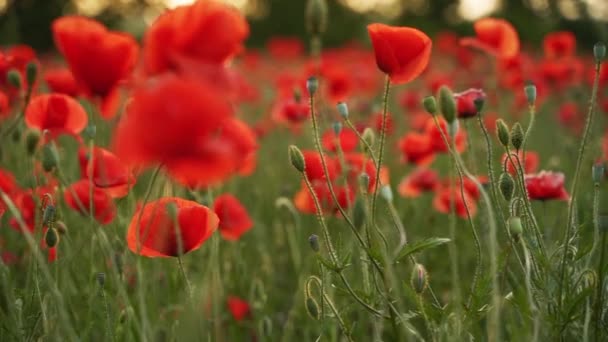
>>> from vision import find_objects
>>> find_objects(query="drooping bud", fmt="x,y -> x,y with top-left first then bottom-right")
380,185 -> 393,203
510,122 -> 524,151
25,129 -> 40,155
359,173 -> 370,191
422,96 -> 437,115
592,162 -> 605,184
336,102 -> 349,119
499,172 -> 515,201
411,263 -> 428,294
41,144 -> 59,172
332,122 -> 342,135
305,297 -> 320,320
447,120 -> 459,139
6,69 -> 22,89
306,76 -> 318,96
288,145 -> 305,173
42,204 -> 56,226
308,234 -> 320,252
45,228 -> 59,248
594,42 -> 606,62
25,61 -> 38,87
473,96 -> 485,113
353,197 -> 366,229
305,0 -> 328,36
496,119 -> 510,147
508,216 -> 523,241
361,128 -> 375,149
438,86 -> 456,123
524,83 -> 537,106
97,272 -> 106,287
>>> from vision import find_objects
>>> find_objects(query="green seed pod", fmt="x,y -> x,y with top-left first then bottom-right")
42,204 -> 56,226
45,228 -> 59,248
422,96 -> 437,115
438,86 -> 456,123
594,42 -> 606,62
308,234 -> 320,252
496,119 -> 510,147
499,172 -> 515,201
25,129 -> 40,155
332,121 -> 342,135
336,102 -> 349,119
288,145 -> 305,173
305,0 -> 328,36
359,173 -> 370,191
524,84 -> 537,106
361,127 -> 375,150
305,297 -> 320,320
84,124 -> 96,140
411,263 -> 428,294
25,61 -> 38,87
592,162 -> 605,184
41,144 -> 59,172
353,197 -> 366,229
510,122 -> 524,151
6,69 -> 22,89
473,97 -> 485,113
508,216 -> 523,240
380,185 -> 393,203
306,76 -> 318,96
447,119 -> 459,139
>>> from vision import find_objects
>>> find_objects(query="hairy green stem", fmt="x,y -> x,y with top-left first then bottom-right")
371,76 -> 391,222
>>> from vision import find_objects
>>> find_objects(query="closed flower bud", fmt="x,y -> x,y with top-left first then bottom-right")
288,145 -> 305,173
25,61 -> 38,87
42,204 -> 56,226
473,97 -> 485,113
41,144 -> 59,172
359,173 -> 370,190
97,272 -> 106,287
499,172 -> 515,201
422,96 -> 437,115
332,121 -> 342,135
308,234 -> 320,252
336,102 -> 349,119
524,84 -> 537,106
496,119 -> 510,147
25,129 -> 40,155
592,162 -> 605,184
380,185 -> 393,203
55,221 -> 68,235
508,216 -> 523,240
411,263 -> 428,294
510,122 -> 524,151
84,124 -> 96,140
353,197 -> 366,229
306,76 -> 318,96
362,127 -> 375,149
447,120 -> 459,139
594,42 -> 606,62
305,0 -> 328,36
45,228 -> 59,248
305,297 -> 320,320
6,69 -> 22,89
438,86 -> 456,123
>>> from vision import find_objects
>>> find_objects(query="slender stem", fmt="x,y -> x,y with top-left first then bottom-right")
595,229 -> 607,341
371,76 -> 391,222
306,276 -> 353,342
177,256 -> 193,299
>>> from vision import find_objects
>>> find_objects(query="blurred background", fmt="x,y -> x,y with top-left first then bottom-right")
0,0 -> 607,52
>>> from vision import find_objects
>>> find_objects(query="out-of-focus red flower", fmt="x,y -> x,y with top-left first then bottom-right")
323,66 -> 353,103
543,31 -> 576,60
78,147 -> 136,198
399,90 -> 421,112
143,0 -> 249,75
501,151 -> 539,175
213,194 -> 253,241
302,150 -> 339,182
367,23 -> 432,85
0,45 -> 37,97
52,16 -> 138,97
24,93 -> 88,138
558,102 -> 583,133
0,91 -> 10,120
267,37 -> 304,60
227,296 -> 250,321
398,132 -> 436,166
424,117 -> 467,154
398,168 -> 438,198
322,129 -> 358,153
460,18 -> 519,59
454,88 -> 485,118
44,68 -> 79,96
273,98 -> 310,125
525,171 -> 569,201
8,190 -> 36,233
127,197 -> 219,257
64,179 -> 116,224
433,186 -> 477,218
294,181 -> 354,215
0,168 -> 19,195
370,111 -> 394,135
343,152 -> 389,192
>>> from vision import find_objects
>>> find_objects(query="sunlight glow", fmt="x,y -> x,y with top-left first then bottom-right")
458,0 -> 501,21
73,0 -> 110,16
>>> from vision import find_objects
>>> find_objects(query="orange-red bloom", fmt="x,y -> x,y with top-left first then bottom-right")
433,186 -> 477,218
78,147 -> 136,198
127,197 -> 219,257
367,23 -> 432,84
398,133 -> 436,166
460,18 -> 519,59
213,194 -> 253,241
454,88 -> 485,119
64,179 -> 116,225
398,168 -> 438,198
543,31 -> 576,60
24,93 -> 87,137
502,151 -> 539,175
525,171 -> 569,201
321,129 -> 358,153
227,296 -> 250,321
52,16 -> 138,97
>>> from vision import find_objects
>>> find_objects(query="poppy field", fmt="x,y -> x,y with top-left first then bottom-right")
1,0 -> 608,340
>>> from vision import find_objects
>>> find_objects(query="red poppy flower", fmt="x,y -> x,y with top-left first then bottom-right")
454,88 -> 485,119
558,102 -> 583,133
273,98 -> 310,124
227,296 -> 250,321
525,171 -> 569,201
501,151 -> 539,175
424,117 -> 467,154
294,181 -> 354,215
143,0 -> 249,75
370,111 -> 394,135
343,152 -> 389,192
267,37 -> 304,60
52,16 -> 138,97
0,91 -> 9,120
398,132 -> 436,166
398,168 -> 438,198
8,190 -> 37,233
321,129 -> 358,153
213,194 -> 253,241
64,179 -> 116,225
460,18 -> 520,59
399,90 -> 421,111
24,93 -> 88,138
323,66 -> 353,103
301,150 -> 339,182
367,23 -> 432,85
78,147 -> 136,198
126,197 -> 219,257
44,67 -> 79,96
0,45 -> 37,97
543,31 -> 576,60
0,168 -> 19,195
433,187 -> 477,218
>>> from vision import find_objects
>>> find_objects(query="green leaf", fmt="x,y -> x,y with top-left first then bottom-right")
395,238 -> 451,263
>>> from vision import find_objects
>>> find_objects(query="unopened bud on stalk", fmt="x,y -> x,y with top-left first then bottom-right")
422,96 -> 437,115
288,145 -> 305,173
592,162 -> 605,184
359,173 -> 370,190
496,119 -> 510,147
594,42 -> 606,62
447,120 -> 459,139
25,130 -> 40,155
411,263 -> 428,294
308,234 -> 320,252
97,272 -> 106,287
438,86 -> 456,123
362,128 -> 375,149
510,123 -> 524,151
332,122 -> 342,135
474,97 -> 485,113
84,124 -> 96,140
508,216 -> 523,241
306,77 -> 318,96
42,204 -> 56,226
6,69 -> 21,89
305,297 -> 320,320
45,228 -> 59,248
499,172 -> 515,201
25,61 -> 38,87
524,84 -> 537,106
336,102 -> 349,119
380,185 -> 393,203
353,197 -> 366,229
41,144 -> 59,172
305,0 -> 328,36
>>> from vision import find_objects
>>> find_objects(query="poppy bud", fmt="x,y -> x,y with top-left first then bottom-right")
592,162 -> 605,184
25,129 -> 40,155
6,69 -> 22,89
42,204 -> 56,226
380,185 -> 393,203
447,120 -> 459,139
524,84 -> 536,106
97,272 -> 106,287
510,123 -> 524,151
41,143 -> 59,172
25,61 -> 38,87
496,119 -> 510,147
45,228 -> 59,248
473,97 -> 485,113
336,102 -> 349,119
411,263 -> 428,294
422,96 -> 437,115
308,234 -> 320,252
362,128 -> 375,149
306,77 -> 318,96
599,215 -> 608,234
288,145 -> 305,173
594,42 -> 606,62
353,197 -> 366,229
499,172 -> 515,201
305,0 -> 328,36
305,297 -> 320,320
508,216 -> 523,241
359,173 -> 370,190
84,124 -> 96,140
55,221 -> 68,235
332,122 -> 342,135
438,86 -> 456,123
